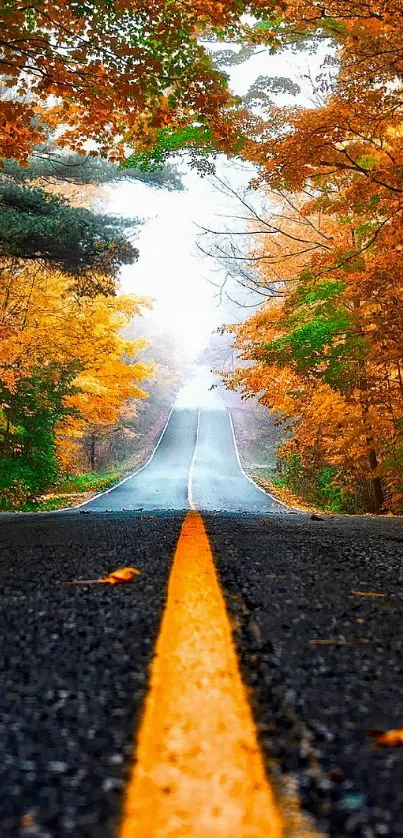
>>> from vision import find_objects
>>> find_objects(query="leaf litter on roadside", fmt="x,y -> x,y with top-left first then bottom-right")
58,566 -> 141,586
363,728 -> 403,747
100,567 -> 141,584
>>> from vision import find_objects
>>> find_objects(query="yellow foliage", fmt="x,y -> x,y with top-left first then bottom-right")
0,258 -> 153,471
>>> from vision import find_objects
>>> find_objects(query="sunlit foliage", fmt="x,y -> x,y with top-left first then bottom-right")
0,261 -> 151,506
224,1 -> 403,513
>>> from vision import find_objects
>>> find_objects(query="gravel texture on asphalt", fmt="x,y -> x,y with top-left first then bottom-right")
0,511 -> 184,838
2,509 -> 403,838
205,512 -> 403,838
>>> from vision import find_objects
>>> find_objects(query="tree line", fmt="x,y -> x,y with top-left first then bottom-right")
1,1 -> 402,512
219,1 -> 403,513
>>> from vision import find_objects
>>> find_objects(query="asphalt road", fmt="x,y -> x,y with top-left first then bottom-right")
83,407 -> 286,514
84,408 -> 198,513
207,512 -> 403,837
1,400 -> 403,836
191,409 -> 286,514
0,513 -> 183,838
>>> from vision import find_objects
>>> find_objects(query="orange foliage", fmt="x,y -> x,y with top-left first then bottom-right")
0,0 -> 262,162
223,1 -> 403,512
0,259 -> 152,472
225,189 -> 403,511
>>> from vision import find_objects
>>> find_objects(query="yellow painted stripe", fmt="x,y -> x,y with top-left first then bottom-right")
119,512 -> 318,837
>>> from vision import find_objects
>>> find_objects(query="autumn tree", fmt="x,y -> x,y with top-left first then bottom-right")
0,260 -> 151,507
5,0 -> 403,513
221,177 -> 403,511
197,0 -> 403,513
0,0 -> 277,164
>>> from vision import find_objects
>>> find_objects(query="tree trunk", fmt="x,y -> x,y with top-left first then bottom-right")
366,441 -> 384,512
352,298 -> 384,512
89,432 -> 96,471
359,395 -> 384,511
397,359 -> 403,400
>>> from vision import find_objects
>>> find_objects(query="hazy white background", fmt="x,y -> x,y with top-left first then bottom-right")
107,45 -> 324,358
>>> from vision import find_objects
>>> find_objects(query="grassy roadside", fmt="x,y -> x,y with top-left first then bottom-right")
227,408 -> 319,514
249,468 -> 403,519
4,408 -> 173,513
18,471 -> 125,512
247,467 -> 320,515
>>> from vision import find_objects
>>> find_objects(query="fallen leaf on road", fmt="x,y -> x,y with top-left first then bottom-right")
58,566 -> 141,586
21,812 -> 36,829
363,728 -> 403,747
351,591 -> 385,597
99,566 -> 141,585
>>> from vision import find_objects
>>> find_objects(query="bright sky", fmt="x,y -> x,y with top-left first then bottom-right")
106,45 -> 325,359
107,168 -> 241,355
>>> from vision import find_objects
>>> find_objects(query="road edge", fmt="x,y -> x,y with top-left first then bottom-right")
227,409 -> 298,514
62,408 -> 176,511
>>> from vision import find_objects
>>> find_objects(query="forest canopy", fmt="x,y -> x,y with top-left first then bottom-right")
217,0 -> 403,513
2,0 -> 403,512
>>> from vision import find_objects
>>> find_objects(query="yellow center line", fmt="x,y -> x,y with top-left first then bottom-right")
119,512 -> 318,837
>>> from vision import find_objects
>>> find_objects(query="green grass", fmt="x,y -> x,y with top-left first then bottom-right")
254,462 -> 349,514
58,471 -> 122,494
19,470 -> 123,512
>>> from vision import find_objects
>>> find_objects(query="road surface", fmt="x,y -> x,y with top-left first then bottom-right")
1,381 -> 403,837
83,407 -> 287,514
